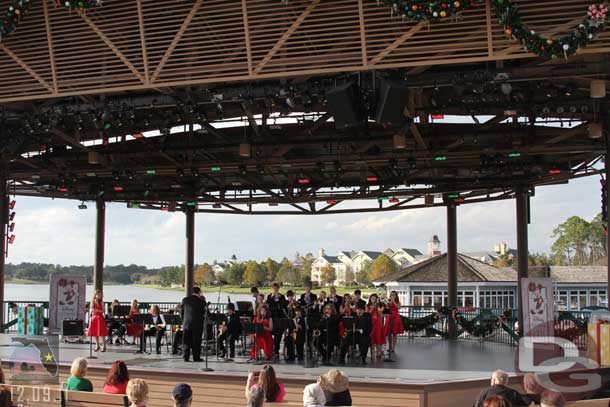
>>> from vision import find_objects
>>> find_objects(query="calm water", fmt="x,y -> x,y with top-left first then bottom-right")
5,284 -> 251,304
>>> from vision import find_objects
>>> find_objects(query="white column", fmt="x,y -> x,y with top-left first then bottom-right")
475,286 -> 480,308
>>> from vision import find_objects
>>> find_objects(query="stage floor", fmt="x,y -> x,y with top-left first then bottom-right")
56,338 -> 517,384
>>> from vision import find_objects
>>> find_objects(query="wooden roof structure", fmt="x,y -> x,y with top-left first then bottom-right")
0,0 -> 608,214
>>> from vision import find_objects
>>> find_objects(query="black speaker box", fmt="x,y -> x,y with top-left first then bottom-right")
326,82 -> 365,129
374,79 -> 408,126
61,320 -> 84,336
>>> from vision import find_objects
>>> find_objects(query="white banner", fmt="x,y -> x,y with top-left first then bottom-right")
49,275 -> 87,335
521,277 -> 554,337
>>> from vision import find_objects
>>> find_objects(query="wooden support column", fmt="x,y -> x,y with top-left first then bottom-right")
185,206 -> 195,296
93,199 -> 105,296
605,115 -> 610,302
516,186 -> 529,337
0,172 -> 7,332
447,202 -> 458,339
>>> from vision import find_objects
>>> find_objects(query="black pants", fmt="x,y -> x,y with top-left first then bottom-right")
286,331 -> 305,360
356,334 -> 370,362
143,327 -> 164,353
318,333 -> 338,362
173,330 -> 183,354
217,332 -> 236,358
272,319 -> 282,355
182,327 -> 203,361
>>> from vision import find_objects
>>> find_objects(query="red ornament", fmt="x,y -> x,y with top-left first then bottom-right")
441,3 -> 447,8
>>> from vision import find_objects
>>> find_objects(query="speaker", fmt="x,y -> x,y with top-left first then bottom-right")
326,82 -> 365,129
61,320 -> 84,336
375,79 -> 408,126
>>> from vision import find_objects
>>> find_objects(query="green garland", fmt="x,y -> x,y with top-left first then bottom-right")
491,0 -> 607,59
381,0 -> 479,21
401,312 -> 441,332
453,309 -> 511,338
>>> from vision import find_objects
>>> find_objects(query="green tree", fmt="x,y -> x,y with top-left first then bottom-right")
264,258 -> 279,283
493,254 -> 512,268
551,215 -> 603,265
344,268 -> 355,286
356,260 -> 372,286
369,254 -> 396,281
222,263 -> 245,285
244,261 -> 265,285
320,264 -> 336,286
194,263 -> 215,286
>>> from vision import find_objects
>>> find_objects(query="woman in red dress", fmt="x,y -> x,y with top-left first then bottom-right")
367,293 -> 384,362
249,304 -> 274,361
385,291 -> 405,354
127,299 -> 143,346
87,290 -> 108,352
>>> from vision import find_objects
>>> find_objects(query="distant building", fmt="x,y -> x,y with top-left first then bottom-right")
390,248 -> 426,268
463,242 -> 517,264
373,253 -> 608,311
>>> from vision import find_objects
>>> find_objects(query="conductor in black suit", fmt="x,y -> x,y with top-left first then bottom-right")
180,286 -> 207,362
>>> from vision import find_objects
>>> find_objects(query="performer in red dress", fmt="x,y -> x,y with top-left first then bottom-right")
249,305 -> 274,361
127,299 -> 143,346
385,291 -> 405,354
367,293 -> 384,362
87,290 -> 108,352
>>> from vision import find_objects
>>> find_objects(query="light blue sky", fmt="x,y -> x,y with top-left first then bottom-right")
9,175 -> 600,267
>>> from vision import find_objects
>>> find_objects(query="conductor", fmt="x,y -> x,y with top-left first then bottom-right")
180,286 -> 207,362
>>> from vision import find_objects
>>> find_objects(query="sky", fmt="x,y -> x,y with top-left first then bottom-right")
7,174 -> 601,268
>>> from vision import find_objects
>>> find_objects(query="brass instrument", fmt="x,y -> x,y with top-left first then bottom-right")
318,298 -> 325,305
218,321 -> 226,335
312,329 -> 321,338
377,302 -> 385,311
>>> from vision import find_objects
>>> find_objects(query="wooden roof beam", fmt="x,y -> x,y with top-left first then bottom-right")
0,44 -> 54,93
369,21 -> 426,65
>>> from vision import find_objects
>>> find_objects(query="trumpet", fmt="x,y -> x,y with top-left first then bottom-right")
377,302 -> 386,311
312,329 -> 321,338
317,298 -> 326,305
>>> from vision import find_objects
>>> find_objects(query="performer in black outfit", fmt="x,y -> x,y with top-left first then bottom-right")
299,282 -> 318,353
327,287 -> 343,314
217,303 -> 242,358
180,287 -> 207,362
349,302 -> 372,364
318,304 -> 340,363
285,299 -> 306,362
143,305 -> 166,354
353,289 -> 367,309
265,282 -> 287,358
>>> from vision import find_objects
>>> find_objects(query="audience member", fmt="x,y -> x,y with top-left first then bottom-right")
522,373 -> 545,405
103,360 -> 130,394
65,358 -> 93,392
320,369 -> 352,406
245,365 -> 285,403
472,370 -> 531,407
0,368 -> 11,407
172,383 -> 193,407
484,395 -> 513,407
246,385 -> 265,407
540,390 -> 565,407
126,378 -> 149,407
304,382 -> 326,407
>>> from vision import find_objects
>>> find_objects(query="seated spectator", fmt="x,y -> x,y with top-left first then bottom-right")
0,368 -> 11,407
320,369 -> 352,406
472,370 -> 530,407
103,360 -> 130,394
540,390 -> 565,407
522,373 -> 545,405
245,365 -> 285,403
304,382 -> 326,407
65,358 -> 93,392
246,385 -> 265,407
127,379 -> 148,407
172,383 -> 192,407
484,395 -> 513,407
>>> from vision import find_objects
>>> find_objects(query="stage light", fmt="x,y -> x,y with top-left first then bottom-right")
177,169 -> 185,177
127,202 -> 141,208
213,203 -> 222,208
327,200 -> 337,205
162,206 -> 169,211
591,80 -> 606,98
144,190 -> 150,197
548,169 -> 561,175
588,122 -> 603,139
393,134 -> 406,150
146,169 -> 157,175
9,222 -> 15,232
10,200 -> 15,210
366,176 -> 378,182
378,196 -> 389,201
239,142 -> 251,158
455,198 -> 465,203
389,198 -> 399,203
448,193 -> 459,199
112,171 -> 120,181
211,166 -> 221,172
133,133 -> 144,139
335,161 -> 343,172
431,114 -> 444,120
98,191 -> 105,197
78,202 -> 87,210
434,156 -> 447,161
59,186 -> 68,193
191,168 -> 200,177
88,151 -> 99,164
186,202 -> 196,207
103,122 -> 112,130
9,235 -> 15,244
114,186 -> 124,191
257,165 -> 265,175
507,152 -> 521,158
298,178 -> 310,184
126,170 -> 134,180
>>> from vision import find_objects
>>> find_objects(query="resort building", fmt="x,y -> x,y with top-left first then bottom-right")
462,242 -> 518,264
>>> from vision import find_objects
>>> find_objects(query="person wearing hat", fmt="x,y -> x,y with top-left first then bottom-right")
320,369 -> 352,406
217,302 -> 242,359
303,381 -> 326,407
171,383 -> 193,407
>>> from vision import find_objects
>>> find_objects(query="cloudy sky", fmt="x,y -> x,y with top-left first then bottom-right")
7,174 -> 601,268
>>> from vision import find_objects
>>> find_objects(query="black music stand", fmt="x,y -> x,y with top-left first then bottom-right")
133,314 -> 153,354
304,315 -> 320,368
383,307 -> 395,363
162,313 -> 181,351
209,313 -> 227,360
243,321 -> 265,365
110,306 -> 131,346
201,307 -> 214,372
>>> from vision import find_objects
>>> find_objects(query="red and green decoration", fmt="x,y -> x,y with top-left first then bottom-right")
492,0 -> 608,59
381,0 -> 479,21
57,0 -> 102,10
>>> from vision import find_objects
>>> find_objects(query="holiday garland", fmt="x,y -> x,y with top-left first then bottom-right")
453,309 -> 512,338
400,311 -> 441,332
380,0 -> 478,22
491,0 -> 608,59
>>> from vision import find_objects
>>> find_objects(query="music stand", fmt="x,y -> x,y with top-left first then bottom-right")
342,316 -> 357,365
133,314 -> 153,354
243,322 -> 265,365
201,307 -> 214,372
162,313 -> 181,351
383,307 -> 395,363
209,313 -> 227,360
304,315 -> 320,368
111,306 -> 131,346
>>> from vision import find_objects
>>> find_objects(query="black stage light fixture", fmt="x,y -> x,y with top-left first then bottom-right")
326,82 -> 365,129
78,201 -> 88,210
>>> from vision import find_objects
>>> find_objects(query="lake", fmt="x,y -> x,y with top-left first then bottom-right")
5,284 -> 252,304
